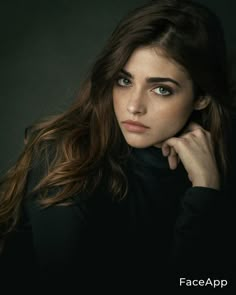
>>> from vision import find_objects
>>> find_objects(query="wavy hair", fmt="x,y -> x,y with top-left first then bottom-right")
0,0 -> 235,244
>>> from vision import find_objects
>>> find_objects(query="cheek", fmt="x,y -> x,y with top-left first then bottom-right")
112,95 -> 118,112
164,100 -> 194,118
153,101 -> 194,129
113,91 -> 124,114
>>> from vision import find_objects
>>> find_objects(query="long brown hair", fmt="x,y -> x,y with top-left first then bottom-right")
0,0 -> 235,242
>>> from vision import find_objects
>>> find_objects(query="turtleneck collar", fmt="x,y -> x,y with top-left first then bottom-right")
126,146 -> 190,186
128,146 -> 170,173
127,145 -> 189,184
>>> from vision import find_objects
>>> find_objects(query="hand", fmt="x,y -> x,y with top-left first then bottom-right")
161,122 -> 220,190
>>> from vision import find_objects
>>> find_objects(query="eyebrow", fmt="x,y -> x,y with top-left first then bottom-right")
120,69 -> 181,87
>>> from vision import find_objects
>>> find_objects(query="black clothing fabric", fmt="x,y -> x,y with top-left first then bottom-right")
1,146 -> 236,293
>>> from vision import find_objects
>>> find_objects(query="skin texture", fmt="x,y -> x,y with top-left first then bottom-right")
162,122 -> 220,189
113,46 -> 196,149
113,46 -> 219,189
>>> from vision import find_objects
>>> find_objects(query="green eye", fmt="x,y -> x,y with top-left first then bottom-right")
117,77 -> 131,86
154,86 -> 172,96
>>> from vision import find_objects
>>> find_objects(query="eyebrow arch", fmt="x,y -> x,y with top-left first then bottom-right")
120,69 -> 181,87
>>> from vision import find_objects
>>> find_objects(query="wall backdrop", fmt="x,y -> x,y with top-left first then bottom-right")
1,0 -> 236,174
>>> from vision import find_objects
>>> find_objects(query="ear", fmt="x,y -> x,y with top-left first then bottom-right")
194,95 -> 211,110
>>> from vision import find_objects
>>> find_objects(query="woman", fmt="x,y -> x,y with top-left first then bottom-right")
0,0 -> 235,292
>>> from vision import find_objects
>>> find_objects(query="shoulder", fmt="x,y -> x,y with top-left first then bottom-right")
25,140 -> 57,195
23,137 -> 111,218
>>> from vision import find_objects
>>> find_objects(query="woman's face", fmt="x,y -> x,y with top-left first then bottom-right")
113,46 -> 199,148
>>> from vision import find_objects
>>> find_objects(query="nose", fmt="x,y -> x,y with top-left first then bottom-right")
127,90 -> 147,115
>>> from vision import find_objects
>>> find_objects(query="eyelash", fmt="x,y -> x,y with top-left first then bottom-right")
153,86 -> 172,96
116,77 -> 131,87
115,76 -> 173,97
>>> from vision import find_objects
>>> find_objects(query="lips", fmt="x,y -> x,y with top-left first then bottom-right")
122,120 -> 149,128
122,120 -> 149,133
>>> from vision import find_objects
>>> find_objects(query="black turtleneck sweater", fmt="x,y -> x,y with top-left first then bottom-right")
1,146 -> 235,292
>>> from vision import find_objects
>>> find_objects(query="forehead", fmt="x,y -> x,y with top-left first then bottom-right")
124,46 -> 190,82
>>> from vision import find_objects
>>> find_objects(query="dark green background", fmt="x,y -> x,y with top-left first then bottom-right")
1,0 -> 235,173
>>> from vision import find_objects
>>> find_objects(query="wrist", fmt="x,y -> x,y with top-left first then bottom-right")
192,176 -> 220,190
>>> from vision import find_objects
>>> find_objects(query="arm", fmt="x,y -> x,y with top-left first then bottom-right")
23,145 -> 91,284
25,197 -> 88,271
171,187 -> 222,273
170,186 -> 236,281
162,122 -> 235,276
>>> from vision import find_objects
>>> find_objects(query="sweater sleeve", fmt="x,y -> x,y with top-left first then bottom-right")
171,186 -> 235,277
23,146 -> 94,284
25,195 -> 88,270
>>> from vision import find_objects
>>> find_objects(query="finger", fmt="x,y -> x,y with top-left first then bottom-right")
168,147 -> 178,170
162,143 -> 170,157
163,137 -> 186,167
162,137 -> 180,152
168,155 -> 178,170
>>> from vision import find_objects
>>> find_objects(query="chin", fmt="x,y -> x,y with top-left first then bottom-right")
122,132 -> 166,148
125,138 -> 160,149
